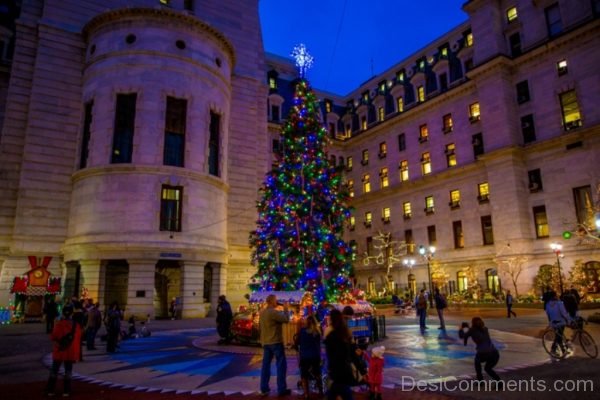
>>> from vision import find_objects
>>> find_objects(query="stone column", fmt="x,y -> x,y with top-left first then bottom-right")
126,260 -> 155,319
79,259 -> 104,306
209,263 -> 227,316
181,261 -> 206,318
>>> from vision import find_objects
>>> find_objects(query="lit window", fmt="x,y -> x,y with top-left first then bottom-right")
419,124 -> 429,143
380,167 -> 389,188
349,216 -> 356,230
397,70 -> 405,82
160,185 -> 182,232
269,77 -> 276,89
347,156 -> 353,170
421,152 -> 432,175
378,107 -> 385,122
425,196 -> 435,214
533,205 -> 549,238
403,202 -> 412,219
442,113 -> 453,133
362,91 -> 369,103
347,179 -> 354,197
446,143 -> 457,167
379,142 -> 387,158
397,97 -> 404,112
457,271 -> 468,292
382,207 -> 391,223
507,6 -> 518,22
559,90 -> 582,131
160,0 -> 170,4
441,47 -> 448,58
346,124 -> 352,136
557,59 -> 568,76
364,211 -> 373,227
325,100 -> 332,113
361,150 -> 369,165
379,81 -> 386,93
399,160 -> 409,182
478,182 -> 490,202
361,116 -> 367,131
362,174 -> 371,193
449,189 -> 461,208
417,86 -> 425,102
465,32 -> 474,47
469,102 -> 481,122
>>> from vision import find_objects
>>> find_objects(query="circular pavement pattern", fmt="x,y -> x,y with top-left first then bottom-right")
44,326 -> 551,396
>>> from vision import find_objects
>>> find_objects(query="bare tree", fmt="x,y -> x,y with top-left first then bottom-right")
566,183 -> 600,247
494,243 -> 528,298
362,231 -> 407,292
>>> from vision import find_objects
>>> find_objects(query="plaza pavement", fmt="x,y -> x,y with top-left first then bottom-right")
0,307 -> 598,399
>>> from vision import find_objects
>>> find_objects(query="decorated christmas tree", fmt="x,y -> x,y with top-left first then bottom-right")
249,45 -> 354,302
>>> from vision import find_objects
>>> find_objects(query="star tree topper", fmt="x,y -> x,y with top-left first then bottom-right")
290,43 -> 314,78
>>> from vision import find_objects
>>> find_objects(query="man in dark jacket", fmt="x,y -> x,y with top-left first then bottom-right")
43,297 -> 59,334
216,295 -> 233,344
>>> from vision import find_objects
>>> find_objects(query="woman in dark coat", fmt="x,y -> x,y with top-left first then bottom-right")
46,305 -> 82,397
216,295 -> 233,344
324,309 -> 355,400
459,317 -> 501,380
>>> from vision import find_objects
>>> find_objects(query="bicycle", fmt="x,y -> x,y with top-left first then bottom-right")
542,316 -> 598,359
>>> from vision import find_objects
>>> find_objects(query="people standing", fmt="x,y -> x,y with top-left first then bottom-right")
364,346 -> 385,400
434,288 -> 447,330
545,291 -> 572,356
85,302 -> 101,350
324,309 -> 355,400
43,297 -> 59,334
561,286 -> 580,319
259,294 -> 291,397
297,315 -> 323,399
416,289 -> 428,331
216,295 -> 233,345
105,302 -> 121,353
459,317 -> 501,381
506,290 -> 517,318
45,305 -> 82,397
169,298 -> 177,320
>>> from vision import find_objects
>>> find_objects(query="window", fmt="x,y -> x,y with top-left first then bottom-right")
464,30 -> 473,47
398,133 -> 406,151
362,174 -> 371,193
449,189 -> 461,208
164,97 -> 187,167
184,0 -> 194,11
79,101 -> 93,169
457,271 -> 468,292
453,221 -> 464,249
329,123 -> 336,137
528,169 -> 543,192
417,86 -> 425,102
427,225 -> 437,246
486,269 -> 500,294
347,179 -> 354,197
111,93 -> 137,163
397,97 -> 404,113
346,156 -> 353,171
378,107 -> 385,122
442,114 -> 453,133
271,105 -> 280,122
472,133 -> 484,158
440,73 -> 448,92
362,91 -> 370,103
478,182 -> 490,202
325,100 -> 332,113
573,185 -> 595,228
509,32 -> 521,57
366,237 -> 373,255
425,196 -> 435,214
405,229 -> 415,254
160,185 -> 182,232
379,142 -> 387,158
445,143 -> 457,167
361,150 -> 369,165
400,160 -> 409,182
521,114 -> 536,143
271,139 -> 280,154
160,0 -> 170,4
396,70 -> 405,82
559,90 -> 582,130
584,262 -> 600,293
506,6 -> 518,22
533,205 -> 549,238
421,152 -> 432,175
208,111 -> 221,176
379,167 -> 389,188
419,124 -> 429,143
545,3 -> 562,37
557,59 -> 568,76
364,211 -> 372,228
349,216 -> 356,231
379,81 -> 386,94
382,207 -> 391,223
464,58 -> 474,72
516,80 -> 530,104
268,77 -> 276,90
345,124 -> 352,136
361,116 -> 367,131
418,58 -> 426,71
403,202 -> 412,219
481,215 -> 494,245
469,102 -> 481,122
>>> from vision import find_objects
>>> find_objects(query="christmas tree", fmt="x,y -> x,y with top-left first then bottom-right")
249,45 -> 353,302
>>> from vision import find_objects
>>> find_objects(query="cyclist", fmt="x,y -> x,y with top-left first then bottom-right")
545,291 -> 573,356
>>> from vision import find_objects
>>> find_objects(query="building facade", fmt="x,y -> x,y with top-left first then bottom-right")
0,0 -> 599,319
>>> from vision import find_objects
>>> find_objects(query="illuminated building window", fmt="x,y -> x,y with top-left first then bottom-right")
557,59 -> 568,76
346,124 -> 352,136
399,160 -> 409,182
160,0 -> 170,5
405,229 -> 415,254
403,202 -> 412,219
457,271 -> 468,292
425,196 -> 435,215
442,113 -> 453,133
380,167 -> 389,188
382,207 -> 391,223
361,150 -> 369,166
464,30 -> 473,47
347,179 -> 354,197
397,97 -> 404,113
559,90 -> 582,131
419,124 -> 429,143
349,216 -> 356,231
478,182 -> 490,202
506,6 -> 518,22
362,174 -> 371,193
379,81 -> 386,94
379,142 -> 387,158
417,86 -> 425,102
533,205 -> 549,238
445,143 -> 457,167
325,100 -> 332,113
160,185 -> 182,232
421,152 -> 431,175
418,59 -> 426,70
346,156 -> 353,171
362,91 -> 370,103
449,189 -> 461,209
469,102 -> 481,122
269,77 -> 276,89
441,46 -> 448,58
378,107 -> 385,122
364,211 -> 373,227
396,70 -> 405,82
361,116 -> 367,131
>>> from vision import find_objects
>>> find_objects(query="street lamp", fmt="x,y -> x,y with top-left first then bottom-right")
403,258 -> 415,268
550,243 -> 564,294
419,245 -> 436,307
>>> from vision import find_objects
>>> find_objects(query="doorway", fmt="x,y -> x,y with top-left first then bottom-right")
104,260 -> 129,309
154,260 -> 182,319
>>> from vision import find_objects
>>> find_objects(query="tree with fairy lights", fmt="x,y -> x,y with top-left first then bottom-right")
249,44 -> 354,302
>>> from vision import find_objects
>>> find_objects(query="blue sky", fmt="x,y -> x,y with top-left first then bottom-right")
259,0 -> 468,95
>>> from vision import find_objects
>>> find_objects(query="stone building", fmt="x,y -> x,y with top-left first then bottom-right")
0,0 -> 599,319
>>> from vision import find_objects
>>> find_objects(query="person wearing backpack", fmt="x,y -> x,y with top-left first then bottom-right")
46,305 -> 82,397
416,289 -> 428,331
434,288 -> 447,330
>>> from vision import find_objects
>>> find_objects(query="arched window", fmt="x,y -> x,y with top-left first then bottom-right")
457,271 -> 468,292
584,261 -> 600,293
486,268 -> 500,294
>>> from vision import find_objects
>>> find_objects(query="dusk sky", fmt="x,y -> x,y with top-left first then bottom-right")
259,0 -> 468,95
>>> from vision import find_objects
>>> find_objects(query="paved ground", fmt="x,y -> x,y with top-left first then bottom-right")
1,307 -> 599,399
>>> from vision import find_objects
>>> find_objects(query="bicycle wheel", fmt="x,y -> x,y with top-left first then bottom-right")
542,328 -> 567,359
578,330 -> 598,359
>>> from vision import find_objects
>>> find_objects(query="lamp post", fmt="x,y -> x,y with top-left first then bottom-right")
403,258 -> 415,298
550,243 -> 564,295
419,245 -> 436,308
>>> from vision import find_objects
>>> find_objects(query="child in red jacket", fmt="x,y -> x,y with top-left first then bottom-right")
46,305 -> 82,397
364,345 -> 385,400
